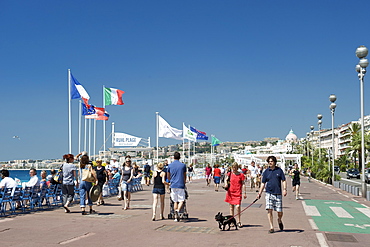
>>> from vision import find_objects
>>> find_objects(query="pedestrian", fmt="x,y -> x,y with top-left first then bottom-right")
205,163 -> 212,186
167,151 -> 187,222
289,163 -> 301,200
213,164 -> 221,192
187,163 -> 194,183
249,161 -> 259,191
257,156 -> 287,234
307,167 -> 312,182
120,155 -> 134,210
220,165 -> 226,183
143,162 -> 151,186
152,162 -> 169,221
94,159 -> 108,205
77,152 -> 97,215
61,154 -> 79,213
224,162 -> 246,228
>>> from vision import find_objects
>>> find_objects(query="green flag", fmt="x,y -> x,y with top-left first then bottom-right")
212,136 -> 222,146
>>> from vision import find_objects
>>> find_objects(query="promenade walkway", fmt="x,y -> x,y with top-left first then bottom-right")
1,176 -> 369,247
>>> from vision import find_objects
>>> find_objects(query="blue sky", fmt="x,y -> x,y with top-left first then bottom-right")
1,1 -> 370,161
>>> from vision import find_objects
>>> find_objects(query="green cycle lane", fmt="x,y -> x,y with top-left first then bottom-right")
304,199 -> 370,234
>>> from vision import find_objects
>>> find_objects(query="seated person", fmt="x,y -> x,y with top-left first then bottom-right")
25,168 -> 40,188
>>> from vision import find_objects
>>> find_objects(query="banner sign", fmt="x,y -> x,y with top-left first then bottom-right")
114,133 -> 142,147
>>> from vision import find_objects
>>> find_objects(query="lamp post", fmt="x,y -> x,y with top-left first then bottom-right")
329,94 -> 337,184
306,133 -> 310,160
356,45 -> 369,198
317,114 -> 323,162
310,125 -> 314,167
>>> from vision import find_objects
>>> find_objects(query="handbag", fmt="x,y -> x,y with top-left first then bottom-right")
223,172 -> 231,191
82,166 -> 95,183
53,164 -> 63,184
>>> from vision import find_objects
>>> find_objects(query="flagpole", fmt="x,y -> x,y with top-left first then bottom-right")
89,119 -> 91,156
93,119 -> 96,160
188,125 -> 191,165
156,112 -> 159,164
103,85 -> 106,160
84,117 -> 87,152
68,69 -> 72,154
182,138 -> 185,162
78,100 -> 82,154
211,135 -> 214,166
111,122 -> 114,149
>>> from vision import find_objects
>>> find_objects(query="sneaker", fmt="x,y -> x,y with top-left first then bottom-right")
175,211 -> 180,222
174,218 -> 178,222
278,220 -> 284,231
296,197 -> 299,200
117,196 -> 122,201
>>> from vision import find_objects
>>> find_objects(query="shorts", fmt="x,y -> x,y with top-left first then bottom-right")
121,180 -> 132,192
170,188 -> 185,202
152,187 -> 165,195
143,172 -> 150,178
292,180 -> 300,186
205,174 -> 212,179
213,176 -> 220,184
188,173 -> 194,177
265,192 -> 283,212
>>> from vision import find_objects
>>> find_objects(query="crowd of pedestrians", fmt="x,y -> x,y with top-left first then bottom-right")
1,152 -> 299,234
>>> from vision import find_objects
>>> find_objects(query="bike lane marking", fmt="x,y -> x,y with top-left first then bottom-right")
304,199 -> 370,234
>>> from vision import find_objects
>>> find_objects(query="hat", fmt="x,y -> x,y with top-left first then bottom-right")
89,185 -> 102,202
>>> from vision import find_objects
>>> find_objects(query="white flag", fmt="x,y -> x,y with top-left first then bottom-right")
183,123 -> 197,142
158,115 -> 183,140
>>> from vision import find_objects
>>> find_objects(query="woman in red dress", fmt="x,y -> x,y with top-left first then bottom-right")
224,162 -> 247,227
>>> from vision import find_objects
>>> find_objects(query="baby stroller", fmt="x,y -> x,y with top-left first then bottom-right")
168,188 -> 189,220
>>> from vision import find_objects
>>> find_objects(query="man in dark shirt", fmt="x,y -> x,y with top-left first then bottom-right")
257,156 -> 287,234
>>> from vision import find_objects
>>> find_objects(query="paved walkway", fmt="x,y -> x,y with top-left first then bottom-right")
1,176 -> 369,247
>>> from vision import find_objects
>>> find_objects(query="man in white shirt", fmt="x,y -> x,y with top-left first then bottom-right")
0,169 -> 18,190
110,158 -> 120,169
25,168 -> 40,187
248,161 -> 260,191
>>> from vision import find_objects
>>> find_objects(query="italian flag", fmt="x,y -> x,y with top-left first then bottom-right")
104,87 -> 125,105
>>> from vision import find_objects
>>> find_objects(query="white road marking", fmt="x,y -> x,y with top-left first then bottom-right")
330,207 -> 353,218
302,201 -> 321,216
0,219 -> 13,223
356,207 -> 370,218
360,203 -> 369,209
308,219 -> 318,230
59,232 -> 95,245
316,233 -> 329,247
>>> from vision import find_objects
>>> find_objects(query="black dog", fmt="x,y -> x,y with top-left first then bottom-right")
215,212 -> 238,231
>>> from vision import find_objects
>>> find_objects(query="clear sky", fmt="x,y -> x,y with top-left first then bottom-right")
1,0 -> 370,161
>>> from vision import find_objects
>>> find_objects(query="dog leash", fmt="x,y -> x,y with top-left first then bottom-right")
229,198 -> 259,220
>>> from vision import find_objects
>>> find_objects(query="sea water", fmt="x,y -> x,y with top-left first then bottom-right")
0,169 -> 53,183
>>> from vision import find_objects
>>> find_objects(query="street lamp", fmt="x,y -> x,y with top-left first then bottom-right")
329,94 -> 337,184
310,125 -> 314,167
317,114 -> 323,162
356,45 -> 369,198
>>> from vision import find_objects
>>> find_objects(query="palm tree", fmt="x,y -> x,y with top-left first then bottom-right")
347,122 -> 370,171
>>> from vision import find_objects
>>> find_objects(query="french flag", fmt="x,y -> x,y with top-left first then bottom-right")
70,73 -> 90,105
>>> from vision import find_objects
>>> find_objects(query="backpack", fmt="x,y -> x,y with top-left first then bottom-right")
53,164 -> 63,184
144,164 -> 150,173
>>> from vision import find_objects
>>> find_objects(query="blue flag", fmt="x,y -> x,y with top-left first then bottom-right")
190,126 -> 208,140
82,103 -> 96,116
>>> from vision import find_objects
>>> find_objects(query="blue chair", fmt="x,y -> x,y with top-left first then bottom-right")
21,186 -> 33,212
38,187 -> 50,209
52,184 -> 63,206
29,186 -> 41,211
74,186 -> 80,204
10,187 -> 23,214
0,188 -> 14,216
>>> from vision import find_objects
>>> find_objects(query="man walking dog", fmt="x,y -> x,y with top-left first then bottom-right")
257,156 -> 287,233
